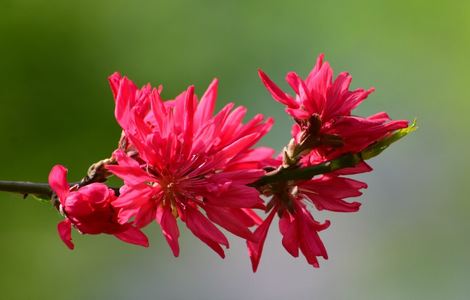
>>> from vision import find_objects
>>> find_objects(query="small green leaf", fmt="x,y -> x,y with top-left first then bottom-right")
31,194 -> 52,204
361,120 -> 417,160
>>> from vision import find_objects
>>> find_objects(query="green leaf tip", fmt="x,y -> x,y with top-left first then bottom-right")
361,119 -> 417,160
31,194 -> 52,204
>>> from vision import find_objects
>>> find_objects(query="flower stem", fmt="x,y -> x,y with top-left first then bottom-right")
251,153 -> 362,187
0,180 -> 52,198
0,123 -> 415,200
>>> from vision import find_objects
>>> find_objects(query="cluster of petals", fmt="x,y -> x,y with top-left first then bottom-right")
106,73 -> 274,257
48,165 -> 149,249
247,169 -> 368,271
46,55 -> 410,272
247,54 -> 410,271
259,54 -> 409,164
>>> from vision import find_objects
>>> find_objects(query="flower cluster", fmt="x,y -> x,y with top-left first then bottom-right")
48,54 -> 412,272
249,54 -> 409,271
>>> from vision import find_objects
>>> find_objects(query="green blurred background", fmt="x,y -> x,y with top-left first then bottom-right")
0,0 -> 468,299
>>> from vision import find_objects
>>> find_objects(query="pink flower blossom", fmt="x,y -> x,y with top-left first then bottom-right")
48,165 -> 149,249
247,171 -> 367,271
106,73 -> 274,257
259,54 -> 409,164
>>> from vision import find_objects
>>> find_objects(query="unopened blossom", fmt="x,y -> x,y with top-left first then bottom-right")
48,165 -> 149,249
106,74 -> 274,257
259,54 -> 409,165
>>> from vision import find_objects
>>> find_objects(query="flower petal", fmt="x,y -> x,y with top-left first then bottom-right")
204,206 -> 255,241
48,165 -> 70,205
258,69 -> 298,108
156,205 -> 180,257
57,219 -> 74,250
114,226 -> 149,247
194,78 -> 218,126
247,209 -> 277,272
279,212 -> 299,257
185,206 -> 229,258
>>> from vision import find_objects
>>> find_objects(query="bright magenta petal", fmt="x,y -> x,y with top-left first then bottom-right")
204,206 -> 255,241
114,226 -> 149,247
156,205 -> 180,257
258,69 -> 298,108
185,206 -> 229,258
48,165 -> 70,204
247,209 -> 277,272
57,219 -> 74,250
279,212 -> 299,257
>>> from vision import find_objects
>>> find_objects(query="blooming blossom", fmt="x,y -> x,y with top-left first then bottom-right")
106,74 -> 274,257
247,167 -> 368,271
48,165 -> 149,249
247,54 -> 410,271
259,54 -> 409,164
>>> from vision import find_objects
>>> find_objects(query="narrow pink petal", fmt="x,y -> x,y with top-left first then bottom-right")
216,133 -> 260,163
296,203 -> 330,267
112,185 -> 155,208
117,206 -> 139,224
322,72 -> 353,119
114,226 -> 149,247
182,85 -> 195,158
242,208 -> 263,225
48,165 -> 69,205
339,87 -> 374,115
185,206 -> 229,258
218,106 -> 247,146
285,71 -> 302,94
156,205 -> 180,257
285,107 -> 311,120
194,78 -> 218,126
299,176 -> 366,212
301,176 -> 367,198
247,209 -> 277,272
108,72 -> 123,98
209,169 -> 265,185
367,111 -> 389,120
107,164 -> 153,186
204,206 -> 255,241
330,116 -> 409,154
306,53 -> 325,85
134,201 -> 158,228
205,184 -> 263,208
334,161 -> 373,175
258,69 -> 298,108
279,212 -> 299,257
57,219 -> 74,250
307,62 -> 333,111
114,76 -> 138,129
150,88 -> 166,132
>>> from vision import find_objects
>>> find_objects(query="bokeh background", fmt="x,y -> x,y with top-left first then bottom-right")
0,0 -> 468,299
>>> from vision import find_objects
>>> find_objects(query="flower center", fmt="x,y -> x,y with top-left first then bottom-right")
160,177 -> 181,217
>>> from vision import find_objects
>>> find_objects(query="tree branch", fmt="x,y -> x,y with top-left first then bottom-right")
251,153 -> 362,187
0,180 -> 52,198
0,123 -> 416,200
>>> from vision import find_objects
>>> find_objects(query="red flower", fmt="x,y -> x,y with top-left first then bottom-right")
48,165 -> 149,249
259,54 -> 409,164
247,169 -> 367,271
106,74 -> 274,257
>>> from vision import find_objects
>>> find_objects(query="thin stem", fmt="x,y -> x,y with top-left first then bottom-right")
0,180 -> 52,198
251,153 -> 362,187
